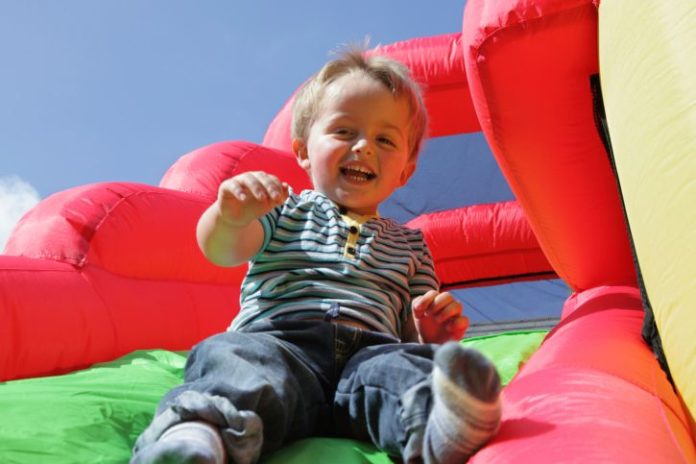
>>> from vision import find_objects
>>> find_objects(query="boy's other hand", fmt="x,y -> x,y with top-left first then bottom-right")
412,290 -> 469,344
217,171 -> 289,227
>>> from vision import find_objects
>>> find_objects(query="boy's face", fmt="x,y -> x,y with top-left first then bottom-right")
293,72 -> 416,216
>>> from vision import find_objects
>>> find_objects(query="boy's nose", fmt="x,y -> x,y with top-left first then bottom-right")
353,138 -> 373,155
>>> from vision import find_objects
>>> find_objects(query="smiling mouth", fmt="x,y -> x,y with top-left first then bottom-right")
340,167 -> 376,182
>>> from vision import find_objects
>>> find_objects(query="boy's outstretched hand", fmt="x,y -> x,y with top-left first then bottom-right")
412,290 -> 469,343
217,171 -> 289,227
197,171 -> 290,267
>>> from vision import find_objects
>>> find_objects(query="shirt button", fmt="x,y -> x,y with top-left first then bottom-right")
347,247 -> 356,255
349,226 -> 359,234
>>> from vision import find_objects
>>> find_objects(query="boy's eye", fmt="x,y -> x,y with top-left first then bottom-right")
378,136 -> 396,147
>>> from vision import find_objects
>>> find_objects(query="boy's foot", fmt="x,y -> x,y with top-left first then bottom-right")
132,392 -> 263,464
131,421 -> 226,464
423,342 -> 501,463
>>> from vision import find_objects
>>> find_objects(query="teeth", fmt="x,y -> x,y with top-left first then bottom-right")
341,166 -> 376,180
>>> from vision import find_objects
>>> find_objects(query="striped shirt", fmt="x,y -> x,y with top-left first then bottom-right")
230,190 -> 439,338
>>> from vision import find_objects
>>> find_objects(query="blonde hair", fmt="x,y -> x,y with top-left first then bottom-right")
291,49 -> 428,160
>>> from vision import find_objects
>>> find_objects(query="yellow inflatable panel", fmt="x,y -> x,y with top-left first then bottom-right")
599,0 -> 696,438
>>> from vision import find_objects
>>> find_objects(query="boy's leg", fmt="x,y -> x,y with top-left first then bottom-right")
334,340 -> 501,464
423,342 -> 501,463
132,321 -> 333,464
334,341 -> 437,459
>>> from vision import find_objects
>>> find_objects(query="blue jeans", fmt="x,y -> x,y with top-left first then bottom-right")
157,319 -> 437,461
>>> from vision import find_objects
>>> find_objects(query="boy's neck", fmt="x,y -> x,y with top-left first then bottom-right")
307,189 -> 380,220
337,205 -> 379,221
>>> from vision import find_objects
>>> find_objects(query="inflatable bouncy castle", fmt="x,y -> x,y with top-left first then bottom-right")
1,0 -> 694,462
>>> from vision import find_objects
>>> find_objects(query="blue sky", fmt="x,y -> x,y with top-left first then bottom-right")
0,1 -> 467,246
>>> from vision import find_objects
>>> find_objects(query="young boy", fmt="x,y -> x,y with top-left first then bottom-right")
132,50 -> 501,464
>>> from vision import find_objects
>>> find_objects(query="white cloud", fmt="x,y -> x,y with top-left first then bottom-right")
0,176 -> 41,252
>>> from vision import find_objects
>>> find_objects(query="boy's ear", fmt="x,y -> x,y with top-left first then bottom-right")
292,139 -> 310,170
399,160 -> 417,186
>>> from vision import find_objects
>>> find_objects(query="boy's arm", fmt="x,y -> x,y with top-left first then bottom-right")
196,205 -> 265,267
197,171 -> 288,267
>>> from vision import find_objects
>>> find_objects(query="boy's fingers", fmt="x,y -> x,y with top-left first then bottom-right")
427,293 -> 457,318
435,301 -> 462,323
243,174 -> 271,201
446,317 -> 469,340
220,172 -> 288,206
254,173 -> 291,206
432,291 -> 455,310
254,172 -> 285,201
220,179 -> 249,202
451,317 -> 469,334
412,290 -> 438,317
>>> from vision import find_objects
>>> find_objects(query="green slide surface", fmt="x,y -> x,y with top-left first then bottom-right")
0,331 -> 546,463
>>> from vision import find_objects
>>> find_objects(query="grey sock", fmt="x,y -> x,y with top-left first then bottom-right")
131,421 -> 225,464
423,342 -> 501,463
131,391 -> 263,464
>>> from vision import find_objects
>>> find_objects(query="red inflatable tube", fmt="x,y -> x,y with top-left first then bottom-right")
160,140 -> 311,199
473,286 -> 695,463
0,183 -> 243,381
462,0 -> 695,460
407,201 -> 556,289
463,0 -> 636,291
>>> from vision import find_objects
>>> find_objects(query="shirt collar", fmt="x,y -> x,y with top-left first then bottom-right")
302,189 -> 380,223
